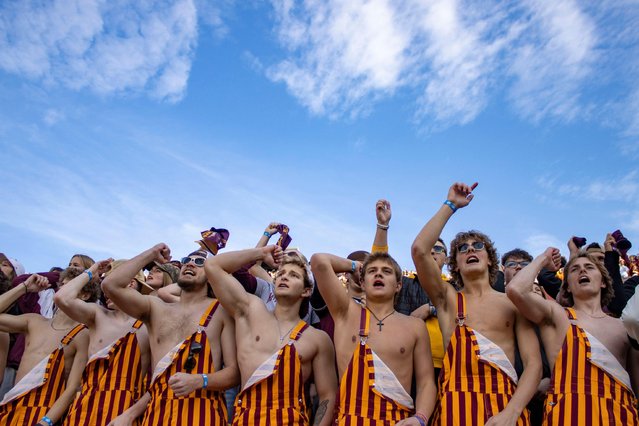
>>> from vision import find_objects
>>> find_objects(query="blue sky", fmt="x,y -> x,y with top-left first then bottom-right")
1,0 -> 639,273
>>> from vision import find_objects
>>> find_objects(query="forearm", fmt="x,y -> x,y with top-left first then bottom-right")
104,250 -> 155,292
212,248 -> 265,274
507,256 -> 544,297
372,226 -> 388,253
314,394 -> 335,426
206,364 -> 240,390
0,284 -> 27,313
116,392 -> 151,422
414,380 -> 437,422
412,206 -> 452,259
605,251 -> 628,316
312,254 -> 353,274
504,359 -> 542,416
42,384 -> 80,423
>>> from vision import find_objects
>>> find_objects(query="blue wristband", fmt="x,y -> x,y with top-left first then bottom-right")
202,374 -> 208,389
351,261 -> 356,273
443,200 -> 457,213
415,416 -> 427,426
84,270 -> 93,281
41,416 -> 53,426
263,231 -> 271,238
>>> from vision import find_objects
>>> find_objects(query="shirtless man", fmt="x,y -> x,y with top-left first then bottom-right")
507,248 -> 639,424
205,245 -> 337,425
54,258 -> 152,426
0,273 -> 89,426
411,182 -> 541,426
102,245 -> 239,425
311,251 -> 436,425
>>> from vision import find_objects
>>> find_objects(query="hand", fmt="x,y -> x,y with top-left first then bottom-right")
151,243 -> 171,264
89,258 -> 114,276
168,372 -> 201,397
567,237 -> 579,255
446,182 -> 478,210
484,408 -> 519,426
410,304 -> 434,320
395,417 -> 421,425
535,377 -> 550,400
376,199 -> 392,225
24,274 -> 51,293
107,413 -> 135,426
542,248 -> 561,271
604,233 -> 616,252
262,245 -> 284,268
264,222 -> 281,236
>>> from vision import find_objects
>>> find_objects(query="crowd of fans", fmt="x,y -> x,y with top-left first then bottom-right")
0,181 -> 638,426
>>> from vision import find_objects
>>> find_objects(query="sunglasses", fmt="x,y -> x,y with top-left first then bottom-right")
504,260 -> 530,269
432,245 -> 447,254
183,341 -> 202,372
458,241 -> 485,253
181,257 -> 206,267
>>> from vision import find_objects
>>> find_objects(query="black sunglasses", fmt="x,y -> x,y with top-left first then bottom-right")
432,245 -> 447,254
181,257 -> 206,267
458,241 -> 485,253
184,341 -> 202,372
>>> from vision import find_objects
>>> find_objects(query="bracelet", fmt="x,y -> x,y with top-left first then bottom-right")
202,374 -> 208,389
415,412 -> 428,426
263,231 -> 271,238
23,282 -> 29,294
84,269 -> 93,281
351,261 -> 356,273
443,200 -> 457,213
376,223 -> 389,230
41,416 -> 53,426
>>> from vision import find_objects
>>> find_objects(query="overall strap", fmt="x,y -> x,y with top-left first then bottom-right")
199,300 -> 220,329
456,292 -> 466,327
289,321 -> 309,342
132,319 -> 143,330
359,307 -> 370,341
61,324 -> 86,345
565,307 -> 578,321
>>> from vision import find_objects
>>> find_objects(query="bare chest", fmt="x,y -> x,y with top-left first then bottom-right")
577,317 -> 628,364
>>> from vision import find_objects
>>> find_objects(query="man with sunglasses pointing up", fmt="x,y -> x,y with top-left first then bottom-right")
412,182 -> 542,426
102,246 -> 239,425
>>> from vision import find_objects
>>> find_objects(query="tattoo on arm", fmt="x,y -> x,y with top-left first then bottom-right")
313,400 -> 329,425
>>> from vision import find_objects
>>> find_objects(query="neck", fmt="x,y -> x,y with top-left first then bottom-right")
460,273 -> 492,295
348,284 -> 364,298
365,298 -> 395,315
573,297 -> 604,315
52,309 -> 77,328
274,301 -> 301,323
178,285 -> 208,304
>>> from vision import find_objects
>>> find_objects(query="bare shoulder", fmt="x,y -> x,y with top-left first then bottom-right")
70,327 -> 90,348
397,312 -> 427,335
304,326 -> 331,345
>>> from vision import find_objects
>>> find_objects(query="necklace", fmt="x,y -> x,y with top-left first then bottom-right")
276,320 -> 298,342
50,314 -> 74,331
577,309 -> 608,319
367,308 -> 395,331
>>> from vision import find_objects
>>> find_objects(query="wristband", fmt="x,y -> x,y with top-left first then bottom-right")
23,282 -> 29,294
41,416 -> 54,426
202,374 -> 208,389
84,269 -> 93,281
376,223 -> 389,230
444,200 -> 457,213
351,261 -> 356,273
415,412 -> 428,426
263,231 -> 271,238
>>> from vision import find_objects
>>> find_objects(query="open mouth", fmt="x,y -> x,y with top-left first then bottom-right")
466,256 -> 479,264
578,275 -> 590,284
373,279 -> 385,288
277,283 -> 289,288
183,269 -> 196,277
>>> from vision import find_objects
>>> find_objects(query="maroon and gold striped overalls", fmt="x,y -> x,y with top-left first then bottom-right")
232,321 -> 310,425
543,308 -> 639,425
335,307 -> 413,425
0,324 -> 86,425
141,300 -> 227,426
431,293 -> 530,426
63,320 -> 146,426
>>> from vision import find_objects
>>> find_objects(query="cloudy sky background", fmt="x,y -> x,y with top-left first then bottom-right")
1,0 -> 639,272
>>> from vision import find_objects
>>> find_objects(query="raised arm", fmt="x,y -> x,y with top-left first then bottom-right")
38,329 -> 89,425
411,182 -> 475,312
506,248 -> 561,326
54,259 -> 112,327
372,199 -> 391,253
205,246 -> 282,318
310,254 -> 355,320
102,244 -> 170,321
311,332 -> 338,426
0,274 -> 49,333
249,222 -> 281,283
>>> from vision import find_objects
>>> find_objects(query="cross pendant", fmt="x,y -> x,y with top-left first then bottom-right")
377,320 -> 384,331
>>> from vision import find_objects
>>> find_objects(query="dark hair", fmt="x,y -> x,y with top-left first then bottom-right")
436,238 -> 447,254
501,248 -> 533,266
347,250 -> 370,262
585,243 -> 602,252
0,270 -> 10,295
559,252 -> 613,308
448,230 -> 499,288
362,252 -> 402,283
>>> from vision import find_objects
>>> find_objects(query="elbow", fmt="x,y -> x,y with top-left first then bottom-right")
53,293 -> 68,309
505,282 -> 524,303
309,254 -> 328,274
411,241 -> 428,262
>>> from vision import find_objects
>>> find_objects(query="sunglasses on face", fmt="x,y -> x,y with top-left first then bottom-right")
432,245 -> 447,254
458,241 -> 485,253
504,260 -> 530,269
181,257 -> 206,267
184,341 -> 202,372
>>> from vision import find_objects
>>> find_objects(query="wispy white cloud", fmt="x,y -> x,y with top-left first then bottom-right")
43,109 -> 65,126
537,171 -> 639,202
524,232 -> 565,257
0,0 -> 199,102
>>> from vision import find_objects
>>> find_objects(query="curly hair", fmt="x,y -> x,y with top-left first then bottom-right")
448,230 -> 499,288
558,252 -> 614,308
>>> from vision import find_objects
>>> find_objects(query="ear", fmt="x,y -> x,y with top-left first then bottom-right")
395,279 -> 402,294
301,286 -> 313,298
